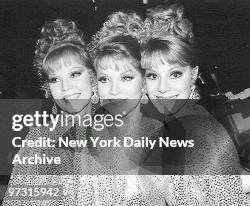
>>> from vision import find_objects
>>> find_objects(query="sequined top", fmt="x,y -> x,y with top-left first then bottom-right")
3,102 -> 250,205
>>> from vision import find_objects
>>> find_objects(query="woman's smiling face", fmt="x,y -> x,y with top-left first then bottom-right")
145,61 -> 198,114
145,62 -> 195,100
97,58 -> 144,100
96,57 -> 144,115
48,56 -> 92,114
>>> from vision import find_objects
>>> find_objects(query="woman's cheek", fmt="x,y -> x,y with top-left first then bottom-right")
146,81 -> 157,95
132,82 -> 143,98
175,81 -> 192,99
98,84 -> 108,98
49,86 -> 61,99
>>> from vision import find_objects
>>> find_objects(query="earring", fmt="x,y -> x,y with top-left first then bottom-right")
189,85 -> 200,100
42,83 -> 51,99
198,73 -> 206,85
52,102 -> 58,114
45,90 -> 49,98
99,98 -> 104,106
91,87 -> 99,104
141,88 -> 149,104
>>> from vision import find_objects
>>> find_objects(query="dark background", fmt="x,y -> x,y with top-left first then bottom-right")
0,0 -> 250,98
0,1 -> 250,201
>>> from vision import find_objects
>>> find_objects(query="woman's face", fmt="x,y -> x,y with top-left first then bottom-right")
48,56 -> 92,114
96,58 -> 144,114
97,60 -> 144,100
145,61 -> 198,113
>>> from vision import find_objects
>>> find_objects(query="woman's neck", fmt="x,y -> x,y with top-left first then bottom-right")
77,101 -> 92,117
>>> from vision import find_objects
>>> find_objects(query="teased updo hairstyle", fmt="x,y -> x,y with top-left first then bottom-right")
34,19 -> 94,98
141,3 -> 196,70
88,12 -> 144,75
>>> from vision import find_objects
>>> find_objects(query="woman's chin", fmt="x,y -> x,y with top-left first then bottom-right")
103,99 -> 140,116
57,99 -> 91,114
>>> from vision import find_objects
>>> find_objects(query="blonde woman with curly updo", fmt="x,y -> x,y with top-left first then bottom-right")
35,19 -> 96,114
3,19 -> 99,205
84,11 -> 175,205
90,12 -> 146,116
140,3 -> 249,205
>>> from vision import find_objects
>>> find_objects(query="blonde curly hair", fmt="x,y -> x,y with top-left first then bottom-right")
88,11 -> 144,73
33,19 -> 93,98
141,3 -> 194,44
141,3 -> 197,70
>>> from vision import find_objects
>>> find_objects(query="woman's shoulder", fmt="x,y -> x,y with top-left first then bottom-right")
174,102 -> 227,136
25,126 -> 44,139
170,103 -> 241,174
25,115 -> 75,141
175,102 -> 235,150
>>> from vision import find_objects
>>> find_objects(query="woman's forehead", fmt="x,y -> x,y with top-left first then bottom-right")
97,56 -> 137,73
152,62 -> 183,70
143,49 -> 187,71
47,54 -> 82,73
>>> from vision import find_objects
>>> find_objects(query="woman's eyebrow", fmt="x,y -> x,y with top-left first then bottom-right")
70,66 -> 85,70
168,66 -> 183,71
146,68 -> 157,72
121,69 -> 134,74
97,72 -> 107,76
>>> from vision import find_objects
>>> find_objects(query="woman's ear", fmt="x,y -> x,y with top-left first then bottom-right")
191,66 -> 199,83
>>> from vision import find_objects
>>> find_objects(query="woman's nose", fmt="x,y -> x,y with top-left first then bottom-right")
110,81 -> 119,96
62,79 -> 72,91
158,78 -> 170,93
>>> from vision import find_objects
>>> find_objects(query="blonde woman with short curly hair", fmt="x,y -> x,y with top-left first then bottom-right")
140,3 -> 249,205
3,19 -> 98,205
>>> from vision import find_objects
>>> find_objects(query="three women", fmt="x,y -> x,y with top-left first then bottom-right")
4,3 -> 249,205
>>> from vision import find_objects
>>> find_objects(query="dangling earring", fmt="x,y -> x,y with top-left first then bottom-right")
141,88 -> 149,104
43,83 -> 50,99
52,102 -> 58,114
91,86 -> 99,104
189,85 -> 200,100
45,90 -> 49,98
198,73 -> 205,85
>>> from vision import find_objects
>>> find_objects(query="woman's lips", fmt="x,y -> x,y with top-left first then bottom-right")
156,95 -> 178,99
63,93 -> 81,100
108,99 -> 126,104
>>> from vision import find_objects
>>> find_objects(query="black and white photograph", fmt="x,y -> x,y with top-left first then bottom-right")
0,0 -> 250,205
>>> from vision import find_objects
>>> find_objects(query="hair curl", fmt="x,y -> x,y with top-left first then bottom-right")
141,3 -> 194,45
140,3 -> 197,69
88,11 -> 144,61
33,19 -> 92,97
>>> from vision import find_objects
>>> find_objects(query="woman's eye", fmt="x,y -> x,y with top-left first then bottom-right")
98,76 -> 109,83
170,71 -> 182,79
48,77 -> 59,83
71,71 -> 82,78
122,75 -> 134,81
146,73 -> 158,80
